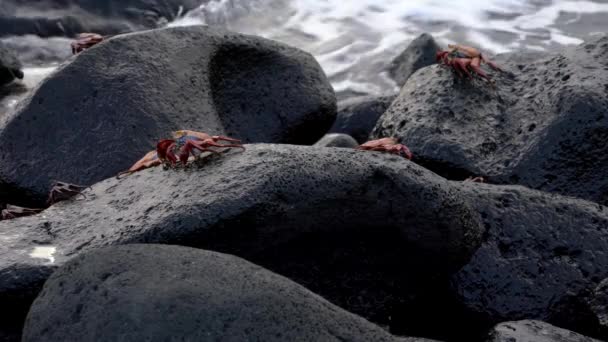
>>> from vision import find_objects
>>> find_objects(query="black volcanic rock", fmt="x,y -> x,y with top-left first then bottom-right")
388,33 -> 440,87
373,35 -> 608,205
22,244 -> 438,342
0,26 -> 336,202
0,144 -> 482,340
0,0 -> 202,38
487,320 -> 601,342
452,182 -> 608,337
330,95 -> 396,143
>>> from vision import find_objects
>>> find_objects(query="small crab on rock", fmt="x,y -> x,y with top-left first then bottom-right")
117,130 -> 245,178
71,33 -> 105,54
436,44 -> 502,81
357,137 -> 413,160
1,205 -> 43,220
0,181 -> 89,220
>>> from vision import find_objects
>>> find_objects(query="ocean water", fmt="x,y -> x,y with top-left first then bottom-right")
169,0 -> 608,97
11,0 -> 608,102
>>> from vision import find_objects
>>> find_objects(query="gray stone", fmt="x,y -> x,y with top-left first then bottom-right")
452,182 -> 608,335
373,34 -> 608,205
488,320 -> 601,342
0,41 -> 22,86
314,133 -> 359,148
23,244 -> 438,342
0,26 -> 336,202
330,94 -> 397,143
388,33 -> 440,87
0,0 -> 203,38
587,278 -> 608,337
0,144 -> 482,339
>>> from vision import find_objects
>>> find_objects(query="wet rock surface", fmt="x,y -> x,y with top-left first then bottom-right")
0,144 -> 482,340
314,133 -> 359,148
452,182 -> 608,339
0,26 -> 336,203
487,320 -> 601,342
0,0 -> 203,38
0,42 -> 23,86
330,94 -> 397,143
22,244 -> 438,342
373,35 -> 608,205
388,33 -> 440,88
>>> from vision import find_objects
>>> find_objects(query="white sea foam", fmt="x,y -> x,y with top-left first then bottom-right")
167,0 -> 608,97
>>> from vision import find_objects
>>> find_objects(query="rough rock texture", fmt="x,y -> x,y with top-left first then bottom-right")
373,35 -> 608,205
314,133 -> 359,148
0,42 -> 23,86
0,144 -> 482,340
452,182 -> 608,337
388,33 -> 440,88
585,278 -> 608,338
0,0 -> 202,38
488,320 -> 601,342
22,245 -> 438,342
0,26 -> 336,203
330,95 -> 396,143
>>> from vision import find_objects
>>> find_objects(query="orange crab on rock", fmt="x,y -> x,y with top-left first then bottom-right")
118,130 -> 245,178
71,33 -> 105,54
436,44 -> 502,81
357,137 -> 412,160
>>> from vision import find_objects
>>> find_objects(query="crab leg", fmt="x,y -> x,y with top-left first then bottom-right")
469,57 -> 490,80
481,55 -> 502,71
157,139 -> 178,165
211,136 -> 242,143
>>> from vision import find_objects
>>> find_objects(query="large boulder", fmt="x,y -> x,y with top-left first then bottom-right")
0,26 -> 336,203
452,182 -> 608,338
0,0 -> 202,38
487,320 -> 601,342
373,35 -> 608,205
330,94 -> 396,143
0,42 -> 23,86
0,144 -> 482,339
387,33 -> 440,88
22,244 -> 436,342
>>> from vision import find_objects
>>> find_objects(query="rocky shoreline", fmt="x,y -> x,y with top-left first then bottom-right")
0,10 -> 607,342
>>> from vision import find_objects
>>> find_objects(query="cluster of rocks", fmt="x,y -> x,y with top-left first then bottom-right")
0,21 -> 607,342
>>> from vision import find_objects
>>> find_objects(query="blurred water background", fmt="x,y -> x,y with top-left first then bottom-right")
4,0 -> 608,99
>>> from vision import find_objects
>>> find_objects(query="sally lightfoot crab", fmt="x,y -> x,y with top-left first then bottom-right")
47,181 -> 90,205
118,130 -> 245,177
357,138 -> 413,160
436,44 -> 502,81
158,130 -> 245,166
71,33 -> 105,54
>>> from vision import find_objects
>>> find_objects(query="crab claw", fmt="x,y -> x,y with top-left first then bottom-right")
397,145 -> 413,160
157,139 -> 178,165
436,50 -> 449,63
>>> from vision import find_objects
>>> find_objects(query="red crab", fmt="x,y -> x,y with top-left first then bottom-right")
71,33 -> 105,54
357,137 -> 412,160
117,130 -> 245,177
158,130 -> 246,165
436,44 -> 502,81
